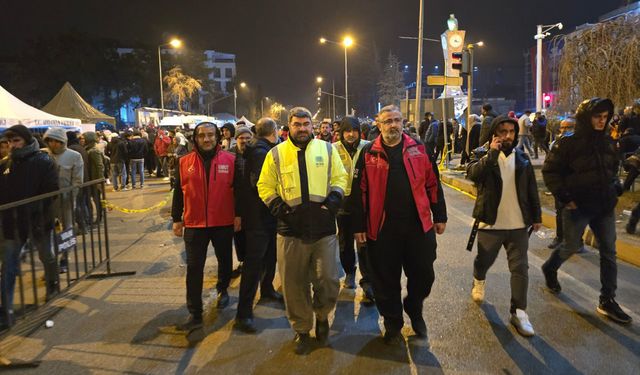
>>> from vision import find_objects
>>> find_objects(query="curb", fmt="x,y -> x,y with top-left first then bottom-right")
440,172 -> 640,268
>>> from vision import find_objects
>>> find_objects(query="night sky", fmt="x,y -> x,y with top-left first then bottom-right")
0,0 -> 624,110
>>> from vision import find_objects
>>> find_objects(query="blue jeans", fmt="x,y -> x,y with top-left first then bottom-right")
1,230 -> 58,320
111,161 -> 127,190
130,159 -> 145,188
544,208 -> 617,299
516,135 -> 534,156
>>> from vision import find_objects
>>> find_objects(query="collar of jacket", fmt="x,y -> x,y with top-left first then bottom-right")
11,138 -> 40,161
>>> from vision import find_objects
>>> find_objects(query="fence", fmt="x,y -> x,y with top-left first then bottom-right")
0,178 -> 133,337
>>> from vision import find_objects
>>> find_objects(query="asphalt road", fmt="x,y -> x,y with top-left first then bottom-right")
2,180 -> 639,374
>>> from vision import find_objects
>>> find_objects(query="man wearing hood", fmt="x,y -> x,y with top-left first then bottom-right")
351,105 -> 447,345
221,123 -> 236,151
0,125 -> 60,327
542,98 -> 631,324
44,127 -> 84,273
333,116 -> 374,301
466,115 -> 542,337
171,122 -> 240,331
82,131 -> 105,224
235,118 -> 284,334
258,107 -> 347,354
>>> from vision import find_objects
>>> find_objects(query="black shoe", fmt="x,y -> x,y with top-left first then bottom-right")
177,315 -> 203,331
383,330 -> 404,346
362,284 -> 375,304
260,289 -> 284,302
410,316 -> 428,338
344,273 -> 356,289
216,291 -> 230,309
626,218 -> 638,234
597,298 -> 632,324
234,318 -> 257,333
294,333 -> 312,355
541,263 -> 561,294
230,263 -> 243,279
548,237 -> 562,249
315,318 -> 330,347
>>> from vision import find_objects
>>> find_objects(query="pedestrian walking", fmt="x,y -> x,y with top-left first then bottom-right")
229,126 -> 253,278
479,104 -> 498,145
516,111 -> 535,157
171,122 -> 241,331
542,98 -> 632,324
257,107 -> 347,355
351,105 -> 447,345
466,115 -> 542,337
234,118 -> 284,334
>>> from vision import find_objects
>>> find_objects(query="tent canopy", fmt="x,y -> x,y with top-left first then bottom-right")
42,82 -> 115,125
0,85 -> 81,128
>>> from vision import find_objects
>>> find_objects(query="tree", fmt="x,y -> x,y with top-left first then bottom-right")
377,52 -> 405,107
163,66 -> 202,112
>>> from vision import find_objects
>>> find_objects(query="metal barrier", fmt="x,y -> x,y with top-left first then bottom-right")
0,178 -> 134,338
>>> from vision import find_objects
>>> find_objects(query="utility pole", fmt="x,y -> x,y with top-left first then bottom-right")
465,44 -> 474,159
414,0 -> 425,122
536,24 -> 543,112
332,80 -> 336,119
344,47 -> 349,116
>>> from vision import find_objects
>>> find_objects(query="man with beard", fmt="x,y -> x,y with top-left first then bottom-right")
542,98 -> 631,324
466,115 -> 542,337
333,116 -> 374,301
351,105 -> 447,345
317,119 -> 333,142
171,122 -> 241,331
258,107 -> 347,354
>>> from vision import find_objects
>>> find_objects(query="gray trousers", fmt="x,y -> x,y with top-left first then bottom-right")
474,229 -> 529,313
277,234 -> 340,333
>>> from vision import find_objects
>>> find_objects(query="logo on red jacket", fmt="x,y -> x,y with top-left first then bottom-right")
187,165 -> 195,173
218,164 -> 229,174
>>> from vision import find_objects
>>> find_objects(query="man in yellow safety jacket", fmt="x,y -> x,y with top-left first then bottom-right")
258,107 -> 347,355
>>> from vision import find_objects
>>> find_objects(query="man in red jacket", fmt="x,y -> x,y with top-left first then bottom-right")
171,122 -> 241,331
352,105 -> 447,345
154,129 -> 171,178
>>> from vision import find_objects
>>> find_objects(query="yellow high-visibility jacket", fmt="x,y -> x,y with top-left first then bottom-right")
333,140 -> 369,197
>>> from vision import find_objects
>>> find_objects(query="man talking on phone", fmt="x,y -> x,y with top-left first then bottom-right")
466,115 -> 542,337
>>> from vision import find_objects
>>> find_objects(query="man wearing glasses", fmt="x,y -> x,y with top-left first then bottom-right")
351,105 -> 447,345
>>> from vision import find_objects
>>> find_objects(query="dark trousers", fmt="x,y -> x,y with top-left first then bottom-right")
554,199 -> 564,240
368,224 -> 437,333
623,166 -> 638,191
183,226 -> 233,318
544,209 -> 617,299
234,229 -> 246,263
474,229 -> 529,313
237,229 -> 278,319
337,214 -> 372,285
533,136 -> 549,158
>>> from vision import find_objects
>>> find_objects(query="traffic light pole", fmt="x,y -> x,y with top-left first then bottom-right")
465,44 -> 474,160
414,0 -> 425,124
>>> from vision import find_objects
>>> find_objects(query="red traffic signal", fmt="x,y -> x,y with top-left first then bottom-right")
451,51 -> 471,75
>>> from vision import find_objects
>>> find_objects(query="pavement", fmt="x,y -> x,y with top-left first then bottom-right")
0,176 -> 639,374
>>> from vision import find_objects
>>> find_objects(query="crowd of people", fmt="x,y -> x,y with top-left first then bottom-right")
0,96 -> 637,352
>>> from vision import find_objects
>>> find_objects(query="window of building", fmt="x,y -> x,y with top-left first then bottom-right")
212,67 -> 221,78
225,68 -> 233,78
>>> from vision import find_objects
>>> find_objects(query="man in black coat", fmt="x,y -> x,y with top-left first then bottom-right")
478,103 -> 499,146
234,118 -> 283,333
466,115 -> 541,337
542,98 -> 631,325
0,125 -> 60,327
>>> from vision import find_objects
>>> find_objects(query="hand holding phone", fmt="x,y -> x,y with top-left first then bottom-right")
490,135 -> 502,151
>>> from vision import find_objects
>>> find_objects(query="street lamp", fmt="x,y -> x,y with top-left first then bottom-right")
316,76 -> 323,84
465,41 -> 485,158
158,38 -> 182,117
234,81 -> 248,118
534,22 -> 563,111
319,35 -> 354,116
261,96 -> 270,118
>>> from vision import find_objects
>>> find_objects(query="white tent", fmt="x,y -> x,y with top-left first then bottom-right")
0,85 -> 81,128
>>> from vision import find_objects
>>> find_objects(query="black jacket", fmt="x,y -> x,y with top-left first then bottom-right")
542,98 -> 621,215
106,138 -> 128,164
0,139 -> 59,240
238,138 -> 277,231
479,110 -> 499,146
467,115 -> 541,226
127,137 -> 148,159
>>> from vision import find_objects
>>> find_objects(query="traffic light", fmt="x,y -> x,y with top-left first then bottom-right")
451,51 -> 471,75
543,93 -> 552,107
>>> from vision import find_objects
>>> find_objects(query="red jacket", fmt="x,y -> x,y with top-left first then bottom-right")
154,132 -> 171,156
179,148 -> 235,228
352,133 -> 446,240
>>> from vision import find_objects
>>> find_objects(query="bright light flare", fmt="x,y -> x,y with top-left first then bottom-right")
169,39 -> 182,48
343,36 -> 354,48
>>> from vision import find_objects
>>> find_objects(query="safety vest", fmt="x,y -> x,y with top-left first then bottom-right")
258,138 -> 347,208
333,140 -> 369,196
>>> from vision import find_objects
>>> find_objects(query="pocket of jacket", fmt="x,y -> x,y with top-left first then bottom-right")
280,165 -> 297,192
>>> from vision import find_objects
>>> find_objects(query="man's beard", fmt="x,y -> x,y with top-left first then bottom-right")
382,129 -> 401,144
501,141 -> 514,155
292,131 -> 310,143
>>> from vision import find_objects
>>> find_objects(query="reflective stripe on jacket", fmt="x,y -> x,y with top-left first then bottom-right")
179,150 -> 235,228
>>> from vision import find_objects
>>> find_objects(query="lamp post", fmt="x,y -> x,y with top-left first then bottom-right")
158,38 -> 182,118
534,23 -> 563,111
320,36 -> 353,116
234,81 -> 247,119
465,41 -> 484,159
261,96 -> 270,118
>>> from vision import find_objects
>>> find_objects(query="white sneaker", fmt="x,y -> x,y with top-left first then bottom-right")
510,309 -> 535,337
471,278 -> 485,303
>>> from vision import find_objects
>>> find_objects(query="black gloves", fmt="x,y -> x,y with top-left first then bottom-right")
268,197 -> 292,219
322,191 -> 343,216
